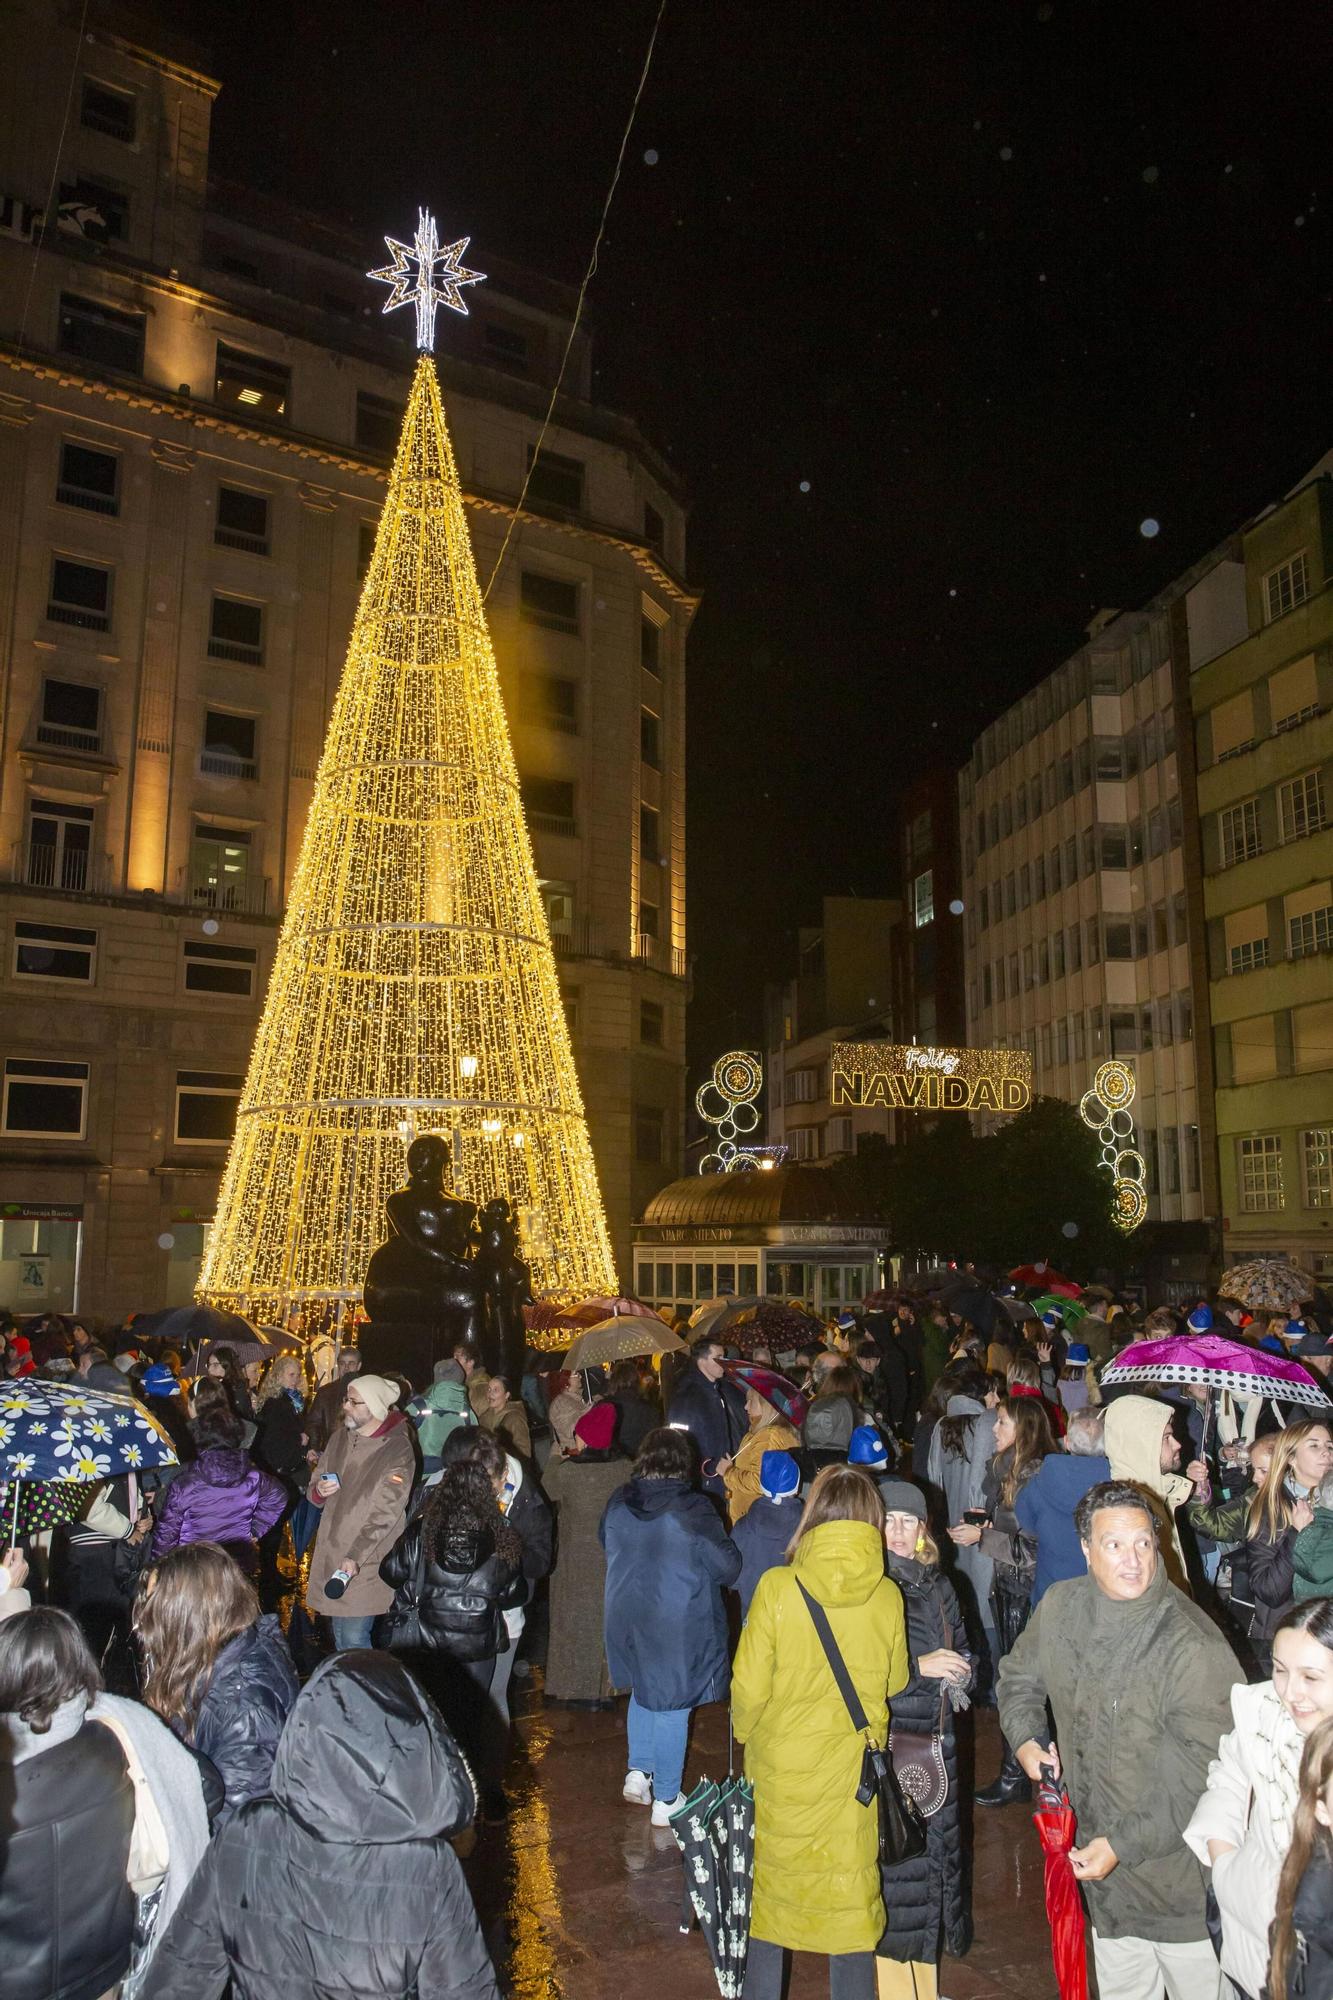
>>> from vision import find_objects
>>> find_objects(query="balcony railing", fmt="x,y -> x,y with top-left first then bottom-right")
528,811 -> 578,839
207,636 -> 263,665
56,482 -> 118,517
633,933 -> 688,978
179,869 -> 271,916
35,723 -> 101,753
549,915 -> 606,961
214,527 -> 269,556
46,601 -> 109,631
9,843 -> 111,895
199,752 -> 258,780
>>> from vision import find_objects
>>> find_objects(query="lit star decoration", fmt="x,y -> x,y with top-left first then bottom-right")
367,207 -> 485,352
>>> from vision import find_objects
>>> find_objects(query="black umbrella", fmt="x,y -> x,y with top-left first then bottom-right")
671,1775 -> 755,1998
937,1277 -> 1001,1338
132,1304 -> 258,1347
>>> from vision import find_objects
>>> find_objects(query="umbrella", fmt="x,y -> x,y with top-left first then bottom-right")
1010,1263 -> 1076,1291
1032,1768 -> 1088,2000
194,1326 -> 303,1367
724,1300 -> 825,1357
722,1361 -> 807,1429
935,1279 -> 1002,1339
1218,1259 -> 1314,1315
132,1303 -> 259,1347
1031,1294 -> 1089,1326
671,1774 -> 755,1997
561,1318 -> 685,1372
1101,1333 -> 1330,1409
998,1296 -> 1041,1324
687,1297 -> 763,1344
0,1380 -> 178,1540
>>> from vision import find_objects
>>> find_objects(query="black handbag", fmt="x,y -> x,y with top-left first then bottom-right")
797,1580 -> 927,1864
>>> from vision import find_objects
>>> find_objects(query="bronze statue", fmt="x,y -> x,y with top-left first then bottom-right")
474,1196 -> 534,1384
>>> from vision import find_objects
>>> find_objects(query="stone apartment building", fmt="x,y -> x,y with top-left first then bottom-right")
764,896 -> 901,1165
0,3 -> 693,1317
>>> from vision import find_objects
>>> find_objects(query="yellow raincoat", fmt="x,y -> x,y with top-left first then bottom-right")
731,1519 -> 909,1955
723,1415 -> 802,1523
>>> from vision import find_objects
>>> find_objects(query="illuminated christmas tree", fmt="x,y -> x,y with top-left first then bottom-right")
198,211 -> 617,1317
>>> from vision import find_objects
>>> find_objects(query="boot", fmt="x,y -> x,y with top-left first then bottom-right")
976,1739 -> 1031,1806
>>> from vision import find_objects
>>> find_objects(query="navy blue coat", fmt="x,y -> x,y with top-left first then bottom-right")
666,1368 -> 746,1495
732,1494 -> 803,1616
600,1477 -> 741,1710
193,1615 -> 299,1824
1013,1452 -> 1111,1603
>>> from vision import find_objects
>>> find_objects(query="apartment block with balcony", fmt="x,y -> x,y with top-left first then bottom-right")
959,599 -> 1213,1290
0,2 -> 694,1315
1187,471 -> 1333,1280
765,897 -> 901,1165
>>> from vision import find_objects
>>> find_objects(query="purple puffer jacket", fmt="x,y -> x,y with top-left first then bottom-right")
150,1448 -> 287,1561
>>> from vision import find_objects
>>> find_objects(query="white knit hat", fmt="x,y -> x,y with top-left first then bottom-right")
352,1373 -> 402,1423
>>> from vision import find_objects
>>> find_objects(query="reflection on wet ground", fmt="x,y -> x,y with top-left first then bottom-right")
468,1680 -> 1061,2000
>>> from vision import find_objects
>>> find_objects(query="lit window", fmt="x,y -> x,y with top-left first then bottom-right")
913,869 -> 934,929
1279,771 -> 1325,844
13,922 -> 96,983
58,176 -> 128,243
1239,1135 -> 1284,1212
174,1071 -> 244,1145
1264,552 -> 1310,624
1220,797 -> 1262,866
1303,1130 -> 1333,1209
183,940 -> 257,997
191,825 -> 252,910
2,1058 -> 89,1139
215,344 -> 289,421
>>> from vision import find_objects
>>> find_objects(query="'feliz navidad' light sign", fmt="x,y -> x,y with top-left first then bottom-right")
830,1043 -> 1033,1113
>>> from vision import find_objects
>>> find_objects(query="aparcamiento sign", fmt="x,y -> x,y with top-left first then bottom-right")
830,1043 -> 1033,1113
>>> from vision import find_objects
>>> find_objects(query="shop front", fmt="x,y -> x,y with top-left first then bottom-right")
0,1201 -> 83,1315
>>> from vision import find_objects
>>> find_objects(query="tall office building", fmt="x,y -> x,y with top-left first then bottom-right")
0,2 -> 693,1316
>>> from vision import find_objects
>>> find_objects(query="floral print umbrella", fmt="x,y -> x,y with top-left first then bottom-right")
0,1380 -> 178,1490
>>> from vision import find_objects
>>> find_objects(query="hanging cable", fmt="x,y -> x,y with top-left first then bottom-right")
482,0 -> 668,600
16,0 -> 91,361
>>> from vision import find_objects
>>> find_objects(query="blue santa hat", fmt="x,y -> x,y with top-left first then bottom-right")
759,1450 -> 800,1500
847,1425 -> 889,1469
1187,1305 -> 1213,1333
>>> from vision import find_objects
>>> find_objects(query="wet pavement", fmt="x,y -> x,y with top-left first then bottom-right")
467,1684 -> 1062,2000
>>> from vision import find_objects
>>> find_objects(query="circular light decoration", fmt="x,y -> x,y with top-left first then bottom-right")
1079,1061 -> 1146,1232
697,1051 -> 765,1174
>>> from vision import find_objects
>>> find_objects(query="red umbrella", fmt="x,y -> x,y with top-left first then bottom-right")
722,1361 -> 807,1430
1032,1770 -> 1088,2000
1010,1262 -> 1077,1292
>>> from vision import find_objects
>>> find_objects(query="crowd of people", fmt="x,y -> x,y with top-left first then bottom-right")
2,1285 -> 1333,1999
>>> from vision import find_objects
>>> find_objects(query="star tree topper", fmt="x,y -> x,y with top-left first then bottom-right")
367,207 -> 485,352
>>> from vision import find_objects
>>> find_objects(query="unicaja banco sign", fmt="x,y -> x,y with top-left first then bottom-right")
830,1043 -> 1033,1113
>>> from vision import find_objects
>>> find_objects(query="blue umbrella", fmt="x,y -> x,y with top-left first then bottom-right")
0,1380 -> 178,1539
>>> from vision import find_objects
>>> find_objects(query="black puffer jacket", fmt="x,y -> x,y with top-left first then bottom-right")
191,1614 -> 299,1824
1285,1837 -> 1333,2000
1248,1522 -> 1298,1650
253,1392 -> 307,1488
140,1652 -> 500,2000
877,1555 -> 973,1965
379,1516 -> 524,1661
1,1718 -> 135,2000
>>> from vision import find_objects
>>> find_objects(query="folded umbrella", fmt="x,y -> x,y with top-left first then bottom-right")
671,1774 -> 755,1998
1032,1768 -> 1088,2000
1101,1333 -> 1330,1409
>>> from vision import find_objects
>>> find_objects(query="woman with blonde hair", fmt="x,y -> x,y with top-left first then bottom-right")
134,1540 -> 298,1823
876,1478 -> 973,2000
1268,1711 -> 1333,2000
253,1353 -> 308,1490
1247,1420 -> 1333,1664
717,1369 -> 803,1524
731,1465 -> 909,1998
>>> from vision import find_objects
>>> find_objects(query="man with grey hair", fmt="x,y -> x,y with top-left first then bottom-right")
1000,1480 -> 1240,2000
1014,1407 -> 1110,1606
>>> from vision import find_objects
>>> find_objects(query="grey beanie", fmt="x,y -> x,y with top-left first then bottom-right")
877,1477 -> 928,1520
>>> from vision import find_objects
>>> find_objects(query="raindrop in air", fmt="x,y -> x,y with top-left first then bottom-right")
799,480 -> 811,493
1142,165 -> 1159,184
999,146 -> 1013,161
1140,518 -> 1161,538
643,148 -> 658,166
202,918 -> 220,936
157,1233 -> 175,1250
1062,1221 -> 1080,1239
948,899 -> 965,916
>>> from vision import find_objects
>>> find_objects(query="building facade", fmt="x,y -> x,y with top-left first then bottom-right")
1185,470 -> 1333,1280
764,896 -> 900,1164
892,767 -> 966,1050
0,4 -> 693,1317
959,602 -> 1213,1290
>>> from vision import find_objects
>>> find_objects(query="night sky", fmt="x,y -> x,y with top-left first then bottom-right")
195,0 -> 1331,1074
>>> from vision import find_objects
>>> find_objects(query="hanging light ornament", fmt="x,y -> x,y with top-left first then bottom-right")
1079,1059 -> 1148,1233
197,209 -> 616,1316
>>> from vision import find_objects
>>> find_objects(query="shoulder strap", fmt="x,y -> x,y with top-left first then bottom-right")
796,1579 -> 870,1734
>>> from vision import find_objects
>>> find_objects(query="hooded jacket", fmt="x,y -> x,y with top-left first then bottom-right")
998,1562 -> 1241,1942
731,1519 -> 909,1956
1103,1394 -> 1193,1591
150,1447 -> 287,1563
406,1379 -> 476,1473
191,1614 -> 299,1824
600,1475 -> 741,1709
927,1394 -> 998,1627
140,1652 -> 500,2000
379,1514 -> 523,1662
1014,1450 -> 1112,1603
732,1491 -> 803,1615
307,1410 -> 417,1617
1183,1678 -> 1306,1999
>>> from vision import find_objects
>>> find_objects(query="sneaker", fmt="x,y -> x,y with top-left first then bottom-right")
622,1769 -> 652,1805
650,1791 -> 686,1826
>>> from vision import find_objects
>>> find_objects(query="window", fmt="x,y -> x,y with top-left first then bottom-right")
191,825 -> 252,909
13,921 -> 96,983
47,556 -> 110,630
1175,991 -> 1193,1042
1264,552 -> 1310,624
1239,1135 -> 1284,1212
524,673 -> 578,734
1038,939 -> 1049,984
27,799 -> 93,890
1290,906 -> 1333,958
483,321 -> 528,372
637,1262 -> 655,1299
1220,798 -> 1261,866
1109,1010 -> 1137,1054
208,596 -> 264,665
640,616 -> 661,674
519,570 -> 579,635
789,1126 -> 820,1161
787,1068 -> 818,1105
1068,924 -> 1082,972
982,965 -> 992,1007
1270,655 -> 1320,733
643,502 -> 665,553
1304,1130 -> 1333,1209
1064,835 -> 1077,886
201,711 -> 257,779
81,79 -> 136,141
634,1104 -> 665,1163
2,1058 -> 88,1139
1279,771 -> 1325,844
322,292 -> 357,320
908,809 -> 932,862
640,803 -> 662,865
355,391 -> 403,455
1163,1127 -> 1181,1195
525,447 -> 584,514
57,441 -> 119,516
183,939 -> 257,997
1104,921 -> 1135,960
640,708 -> 661,769
637,900 -> 659,941
174,1071 -> 244,1145
1019,864 -> 1030,909
58,176 -> 128,243
37,678 -> 100,751
1230,937 -> 1269,974
1004,874 -> 1015,918
827,1116 -> 854,1155
639,1000 -> 664,1047
1033,854 -> 1045,900
57,293 -> 144,374
1095,737 -> 1125,781
1100,828 -> 1129,870
1295,1002 -> 1333,1075
214,344 -> 289,422
521,776 -> 576,834
912,869 -> 934,928
1023,946 -> 1034,991
655,1262 -> 673,1297
1052,929 -> 1065,978
215,486 -> 270,555
675,1265 -> 693,1299
1210,689 -> 1256,762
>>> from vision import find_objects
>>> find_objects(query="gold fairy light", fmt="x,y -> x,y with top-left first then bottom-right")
1079,1060 -> 1147,1234
198,310 -> 616,1315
